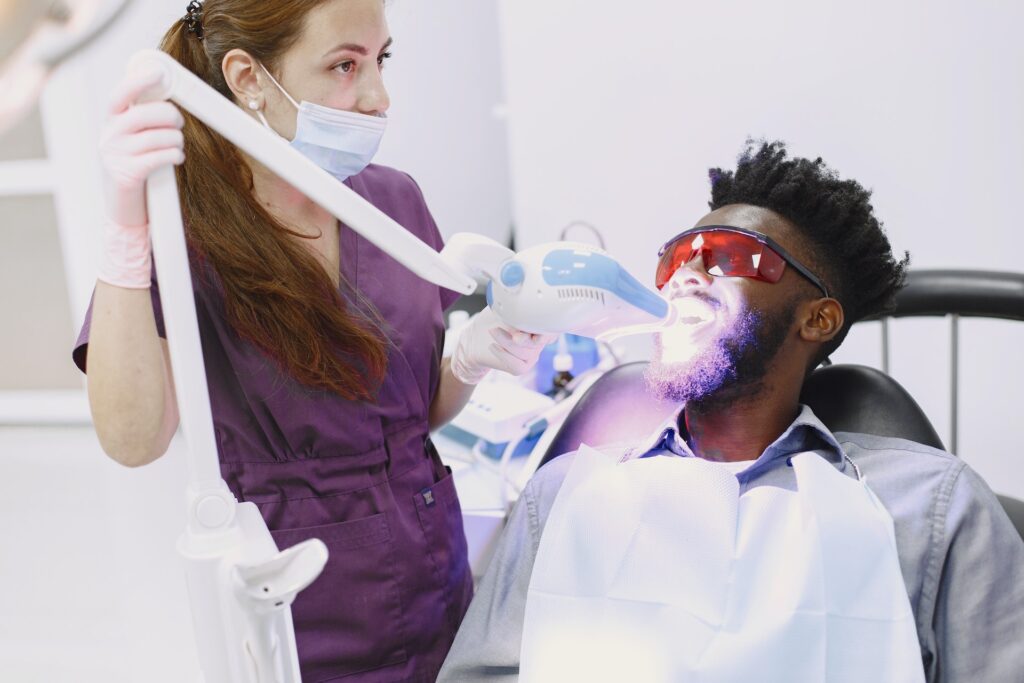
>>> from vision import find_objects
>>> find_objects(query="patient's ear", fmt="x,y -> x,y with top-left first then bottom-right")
798,298 -> 844,343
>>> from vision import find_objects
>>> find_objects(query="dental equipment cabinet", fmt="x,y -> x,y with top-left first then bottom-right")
130,48 -> 673,683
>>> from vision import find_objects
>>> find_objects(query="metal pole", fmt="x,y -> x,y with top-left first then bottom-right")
950,314 -> 959,454
881,318 -> 890,375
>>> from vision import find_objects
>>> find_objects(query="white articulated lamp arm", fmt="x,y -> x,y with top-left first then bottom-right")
145,165 -> 224,489
131,49 -> 476,298
439,232 -> 516,282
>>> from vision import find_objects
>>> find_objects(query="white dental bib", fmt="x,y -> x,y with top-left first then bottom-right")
519,446 -> 925,682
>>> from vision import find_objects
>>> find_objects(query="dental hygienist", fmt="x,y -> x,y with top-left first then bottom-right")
72,0 -> 550,679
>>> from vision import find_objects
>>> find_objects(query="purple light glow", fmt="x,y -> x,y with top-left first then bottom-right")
644,299 -> 794,408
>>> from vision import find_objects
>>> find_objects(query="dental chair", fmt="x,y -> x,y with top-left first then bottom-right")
537,269 -> 1024,540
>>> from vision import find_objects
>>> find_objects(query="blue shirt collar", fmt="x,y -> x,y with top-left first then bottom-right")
624,404 -> 847,482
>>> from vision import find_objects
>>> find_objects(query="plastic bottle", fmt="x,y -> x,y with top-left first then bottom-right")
535,333 -> 599,392
550,340 -> 575,398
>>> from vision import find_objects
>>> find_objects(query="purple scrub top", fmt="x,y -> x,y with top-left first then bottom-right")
74,164 -> 473,682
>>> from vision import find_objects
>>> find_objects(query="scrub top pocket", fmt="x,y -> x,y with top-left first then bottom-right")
271,513 -> 408,682
414,464 -> 473,636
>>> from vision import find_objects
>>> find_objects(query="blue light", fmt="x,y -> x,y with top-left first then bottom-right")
541,249 -> 667,318
501,261 -> 526,287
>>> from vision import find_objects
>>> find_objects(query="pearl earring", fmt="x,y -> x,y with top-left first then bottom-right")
248,101 -> 259,111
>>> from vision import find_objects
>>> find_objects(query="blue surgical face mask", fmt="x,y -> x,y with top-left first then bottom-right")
255,64 -> 387,181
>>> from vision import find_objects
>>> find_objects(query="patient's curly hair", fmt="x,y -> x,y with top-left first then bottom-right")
708,139 -> 909,362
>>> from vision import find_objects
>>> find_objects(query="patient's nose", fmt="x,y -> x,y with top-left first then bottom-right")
668,253 -> 713,293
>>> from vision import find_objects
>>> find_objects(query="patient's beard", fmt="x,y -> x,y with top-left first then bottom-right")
644,302 -> 794,410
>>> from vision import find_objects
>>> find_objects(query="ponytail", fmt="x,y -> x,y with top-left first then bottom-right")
157,4 -> 389,401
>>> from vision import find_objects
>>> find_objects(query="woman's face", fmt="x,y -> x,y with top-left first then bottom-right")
262,0 -> 391,138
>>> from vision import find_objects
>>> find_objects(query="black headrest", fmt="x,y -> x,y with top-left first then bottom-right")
887,270 -> 1024,321
798,364 -> 944,450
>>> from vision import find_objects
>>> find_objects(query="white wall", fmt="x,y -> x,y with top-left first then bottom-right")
376,0 -> 512,244
496,0 -> 1024,499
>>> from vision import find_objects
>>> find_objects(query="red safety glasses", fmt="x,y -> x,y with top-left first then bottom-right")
655,225 -> 829,297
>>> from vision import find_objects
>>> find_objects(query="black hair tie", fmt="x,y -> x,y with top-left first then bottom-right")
183,0 -> 204,40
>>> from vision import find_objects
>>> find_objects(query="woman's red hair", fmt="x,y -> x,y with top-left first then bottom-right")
160,0 -> 388,401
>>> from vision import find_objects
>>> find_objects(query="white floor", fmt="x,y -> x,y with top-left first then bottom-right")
0,426 -> 201,682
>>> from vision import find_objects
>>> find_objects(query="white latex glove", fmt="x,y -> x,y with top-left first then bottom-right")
450,307 -> 557,385
96,67 -> 185,288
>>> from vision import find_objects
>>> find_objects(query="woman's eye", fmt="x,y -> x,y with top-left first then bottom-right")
377,51 -> 392,67
334,60 -> 355,74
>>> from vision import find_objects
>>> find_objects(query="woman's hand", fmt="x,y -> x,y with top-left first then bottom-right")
97,67 -> 185,288
449,307 -> 556,385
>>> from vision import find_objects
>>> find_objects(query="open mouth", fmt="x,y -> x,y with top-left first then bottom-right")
658,297 -> 719,363
673,297 -> 716,327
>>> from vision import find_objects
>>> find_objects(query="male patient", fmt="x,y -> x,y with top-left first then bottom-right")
439,141 -> 1024,682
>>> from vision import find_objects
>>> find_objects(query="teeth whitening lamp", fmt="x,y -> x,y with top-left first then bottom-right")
439,232 -> 676,341
130,47 -> 671,683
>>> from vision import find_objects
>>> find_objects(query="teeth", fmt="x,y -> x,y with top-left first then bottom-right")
673,297 -> 714,324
